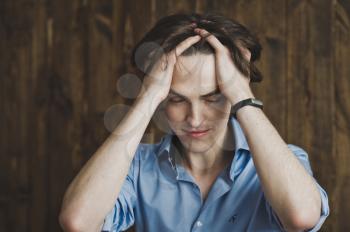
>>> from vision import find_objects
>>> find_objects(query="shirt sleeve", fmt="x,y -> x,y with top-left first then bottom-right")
265,144 -> 330,232
101,145 -> 141,232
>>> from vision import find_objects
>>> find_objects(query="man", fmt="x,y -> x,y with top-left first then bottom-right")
59,13 -> 329,232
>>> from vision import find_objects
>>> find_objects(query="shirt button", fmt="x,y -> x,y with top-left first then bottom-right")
196,221 -> 203,227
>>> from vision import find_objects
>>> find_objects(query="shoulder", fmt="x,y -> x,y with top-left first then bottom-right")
133,137 -> 167,162
126,139 -> 164,180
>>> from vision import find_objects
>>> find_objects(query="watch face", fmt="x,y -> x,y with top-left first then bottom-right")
251,99 -> 263,105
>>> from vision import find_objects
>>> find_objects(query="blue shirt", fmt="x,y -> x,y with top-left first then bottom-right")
102,117 -> 329,232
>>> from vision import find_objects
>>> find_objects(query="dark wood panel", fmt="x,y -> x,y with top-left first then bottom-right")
28,1 -> 51,231
0,1 -> 35,231
286,1 -> 334,231
333,2 -> 350,231
47,0 -> 90,231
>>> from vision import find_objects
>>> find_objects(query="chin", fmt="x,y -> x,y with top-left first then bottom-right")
176,133 -> 216,153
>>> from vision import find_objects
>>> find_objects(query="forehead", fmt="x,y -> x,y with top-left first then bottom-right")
171,53 -> 216,96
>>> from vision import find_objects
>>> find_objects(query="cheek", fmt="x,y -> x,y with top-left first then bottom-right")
206,101 -> 231,120
164,104 -> 187,122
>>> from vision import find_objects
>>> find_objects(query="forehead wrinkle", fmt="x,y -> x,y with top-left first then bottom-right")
174,54 -> 208,78
171,53 -> 216,98
169,87 -> 220,98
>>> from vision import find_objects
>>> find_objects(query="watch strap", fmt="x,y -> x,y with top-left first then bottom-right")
231,98 -> 263,118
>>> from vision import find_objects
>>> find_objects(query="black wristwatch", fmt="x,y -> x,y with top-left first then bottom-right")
230,98 -> 263,118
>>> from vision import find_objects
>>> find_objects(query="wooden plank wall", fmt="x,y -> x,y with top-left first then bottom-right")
1,0 -> 349,231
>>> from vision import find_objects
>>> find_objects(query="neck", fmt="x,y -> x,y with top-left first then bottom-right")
175,124 -> 235,177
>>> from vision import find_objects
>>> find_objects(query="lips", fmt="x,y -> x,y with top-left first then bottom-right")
184,129 -> 210,138
187,129 -> 209,133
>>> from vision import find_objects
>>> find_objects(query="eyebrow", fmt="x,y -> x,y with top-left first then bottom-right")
169,88 -> 221,98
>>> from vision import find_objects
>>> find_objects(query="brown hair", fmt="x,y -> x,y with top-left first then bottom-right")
131,13 -> 263,82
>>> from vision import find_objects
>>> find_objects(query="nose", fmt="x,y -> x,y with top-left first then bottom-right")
186,102 -> 204,128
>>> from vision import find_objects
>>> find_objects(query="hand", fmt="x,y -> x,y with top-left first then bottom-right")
141,35 -> 202,104
194,28 -> 255,105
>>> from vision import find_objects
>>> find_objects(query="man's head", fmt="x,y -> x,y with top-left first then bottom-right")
131,13 -> 262,153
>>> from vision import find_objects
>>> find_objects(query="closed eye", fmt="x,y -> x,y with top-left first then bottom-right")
204,94 -> 223,102
168,97 -> 186,103
167,94 -> 223,104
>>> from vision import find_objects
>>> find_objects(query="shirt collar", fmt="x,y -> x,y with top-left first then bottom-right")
231,116 -> 250,152
157,133 -> 173,157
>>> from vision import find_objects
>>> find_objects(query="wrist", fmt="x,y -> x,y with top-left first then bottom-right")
236,104 -> 264,121
229,92 -> 255,106
135,90 -> 162,116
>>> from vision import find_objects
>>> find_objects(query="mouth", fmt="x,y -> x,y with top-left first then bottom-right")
183,129 -> 211,138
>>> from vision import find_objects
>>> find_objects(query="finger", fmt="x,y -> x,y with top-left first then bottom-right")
173,35 -> 201,56
151,35 -> 201,74
238,45 -> 251,61
194,28 -> 227,53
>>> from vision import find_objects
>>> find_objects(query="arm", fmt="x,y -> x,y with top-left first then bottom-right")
193,27 -> 321,231
59,91 -> 159,232
58,35 -> 201,232
236,104 -> 321,231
